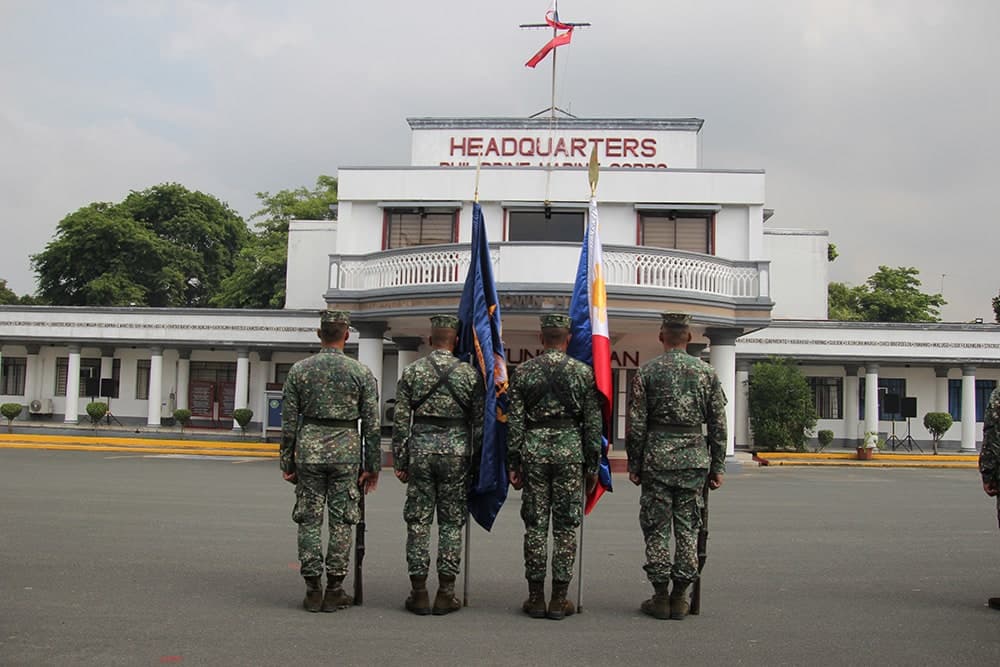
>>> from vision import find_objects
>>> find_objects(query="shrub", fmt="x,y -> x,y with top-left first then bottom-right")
747,358 -> 818,451
86,401 -> 109,426
233,408 -> 254,436
923,412 -> 953,455
1,403 -> 23,432
817,429 -> 834,451
173,408 -> 192,434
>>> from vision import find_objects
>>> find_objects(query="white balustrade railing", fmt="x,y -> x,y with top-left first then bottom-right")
330,243 -> 767,299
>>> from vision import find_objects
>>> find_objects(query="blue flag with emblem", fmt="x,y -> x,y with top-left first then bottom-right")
457,202 -> 509,531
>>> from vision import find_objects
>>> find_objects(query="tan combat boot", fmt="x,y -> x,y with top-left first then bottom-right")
522,580 -> 546,618
640,582 -> 670,620
432,574 -> 461,615
303,575 -> 323,613
321,575 -> 353,612
669,580 -> 691,620
547,580 -> 576,620
405,575 -> 431,615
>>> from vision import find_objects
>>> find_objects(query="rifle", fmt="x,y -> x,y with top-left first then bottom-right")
354,438 -> 366,605
688,480 -> 710,615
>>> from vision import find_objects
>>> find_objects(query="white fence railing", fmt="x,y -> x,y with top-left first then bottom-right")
330,243 -> 768,299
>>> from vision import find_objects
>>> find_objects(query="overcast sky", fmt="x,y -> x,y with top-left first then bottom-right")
1,0 -> 996,321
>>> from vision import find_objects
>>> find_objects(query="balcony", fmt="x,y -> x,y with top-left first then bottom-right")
328,242 -> 769,303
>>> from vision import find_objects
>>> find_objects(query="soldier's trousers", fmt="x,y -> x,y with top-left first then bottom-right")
292,463 -> 360,579
404,454 -> 468,578
521,462 -> 583,582
639,469 -> 705,584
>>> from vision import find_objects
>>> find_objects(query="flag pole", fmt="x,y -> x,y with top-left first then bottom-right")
463,157 -> 482,609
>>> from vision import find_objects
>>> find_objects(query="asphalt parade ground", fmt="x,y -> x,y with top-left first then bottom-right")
2,449 -> 999,666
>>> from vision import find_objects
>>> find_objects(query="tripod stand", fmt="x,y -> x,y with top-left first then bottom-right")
103,396 -> 124,427
886,418 -> 903,450
897,417 -> 922,452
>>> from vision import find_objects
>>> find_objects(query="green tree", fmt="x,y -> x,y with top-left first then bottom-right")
993,290 -> 999,323
31,184 -> 248,307
213,175 -> 337,309
0,279 -> 19,305
828,266 -> 945,322
747,358 -> 818,451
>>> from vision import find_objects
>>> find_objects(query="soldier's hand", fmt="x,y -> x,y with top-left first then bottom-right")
708,472 -> 724,490
628,472 -> 641,486
359,470 -> 379,494
395,469 -> 409,484
585,474 -> 599,495
282,471 -> 297,484
508,469 -> 523,490
984,481 -> 999,497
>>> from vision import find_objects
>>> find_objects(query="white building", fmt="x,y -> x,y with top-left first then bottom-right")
1,114 -> 997,451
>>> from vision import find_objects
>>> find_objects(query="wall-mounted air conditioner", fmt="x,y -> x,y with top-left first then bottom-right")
29,399 -> 54,415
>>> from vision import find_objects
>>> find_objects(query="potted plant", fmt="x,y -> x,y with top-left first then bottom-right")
923,412 -> 953,455
859,431 -> 884,460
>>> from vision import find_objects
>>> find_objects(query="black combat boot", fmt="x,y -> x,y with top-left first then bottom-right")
432,574 -> 461,615
989,598 -> 1000,610
321,575 -> 353,612
669,580 -> 692,620
303,575 -> 323,613
546,580 -> 576,620
522,580 -> 546,618
405,575 -> 431,615
640,582 -> 670,620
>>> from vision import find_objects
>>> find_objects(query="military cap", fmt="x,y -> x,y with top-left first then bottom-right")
320,310 -> 351,325
540,313 -> 572,330
660,311 -> 692,328
430,314 -> 460,330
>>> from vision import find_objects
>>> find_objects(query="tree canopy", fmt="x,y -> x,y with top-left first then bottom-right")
31,184 -> 247,307
828,265 -> 945,322
0,279 -> 19,305
993,290 -> 999,323
212,175 -> 337,309
747,358 -> 818,451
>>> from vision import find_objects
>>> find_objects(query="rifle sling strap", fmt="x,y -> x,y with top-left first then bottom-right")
410,357 -> 465,416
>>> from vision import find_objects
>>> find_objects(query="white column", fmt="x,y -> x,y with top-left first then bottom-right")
232,347 -> 250,431
843,365 -> 859,444
961,365 -> 977,452
734,360 -> 750,449
864,364 -> 879,446
24,345 -> 40,402
176,350 -> 190,411
394,336 -> 423,380
935,367 -> 950,414
355,322 -> 388,396
707,328 -> 740,457
255,349 -> 272,429
147,346 -> 163,427
64,344 -> 81,424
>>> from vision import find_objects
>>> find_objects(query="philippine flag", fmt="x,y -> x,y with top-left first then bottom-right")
567,196 -> 614,514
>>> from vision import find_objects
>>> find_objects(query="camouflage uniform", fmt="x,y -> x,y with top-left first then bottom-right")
626,323 -> 727,589
392,345 -> 484,579
507,316 -> 602,586
280,315 -> 380,582
980,387 -> 1000,528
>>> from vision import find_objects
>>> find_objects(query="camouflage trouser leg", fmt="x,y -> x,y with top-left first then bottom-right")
404,455 -> 468,578
521,463 -> 583,582
639,469 -> 705,584
293,463 -> 361,578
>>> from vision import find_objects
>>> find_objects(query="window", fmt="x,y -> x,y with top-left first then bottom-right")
55,357 -> 102,395
507,210 -> 584,242
384,208 -> 457,249
639,211 -> 712,253
136,360 -> 151,400
1,357 -> 27,395
859,378 -> 906,421
190,361 -> 237,383
274,363 -> 294,386
807,377 -> 842,419
948,379 -> 997,422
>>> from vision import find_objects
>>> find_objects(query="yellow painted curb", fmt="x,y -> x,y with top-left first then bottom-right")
757,451 -> 978,463
0,442 -> 276,457
0,433 -> 276,450
766,459 -> 975,469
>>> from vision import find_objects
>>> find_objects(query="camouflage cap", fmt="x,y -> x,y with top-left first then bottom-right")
660,311 -> 692,328
430,314 -> 460,330
540,313 -> 572,330
320,310 -> 351,325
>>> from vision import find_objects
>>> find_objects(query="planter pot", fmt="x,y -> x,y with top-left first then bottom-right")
856,447 -> 875,461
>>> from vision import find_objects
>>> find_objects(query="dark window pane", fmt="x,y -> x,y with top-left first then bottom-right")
508,210 -> 583,242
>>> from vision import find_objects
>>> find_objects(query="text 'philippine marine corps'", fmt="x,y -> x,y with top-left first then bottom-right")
280,310 -> 381,613
392,314 -> 485,615
507,313 -> 602,620
626,312 -> 727,621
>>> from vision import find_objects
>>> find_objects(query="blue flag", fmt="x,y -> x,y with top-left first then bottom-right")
457,202 -> 509,531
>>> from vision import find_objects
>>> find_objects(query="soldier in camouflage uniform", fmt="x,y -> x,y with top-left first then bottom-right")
280,310 -> 381,613
392,314 -> 484,616
507,313 -> 602,620
626,312 -> 727,621
979,386 -> 1000,610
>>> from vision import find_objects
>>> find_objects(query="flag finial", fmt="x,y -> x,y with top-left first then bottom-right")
588,146 -> 599,196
